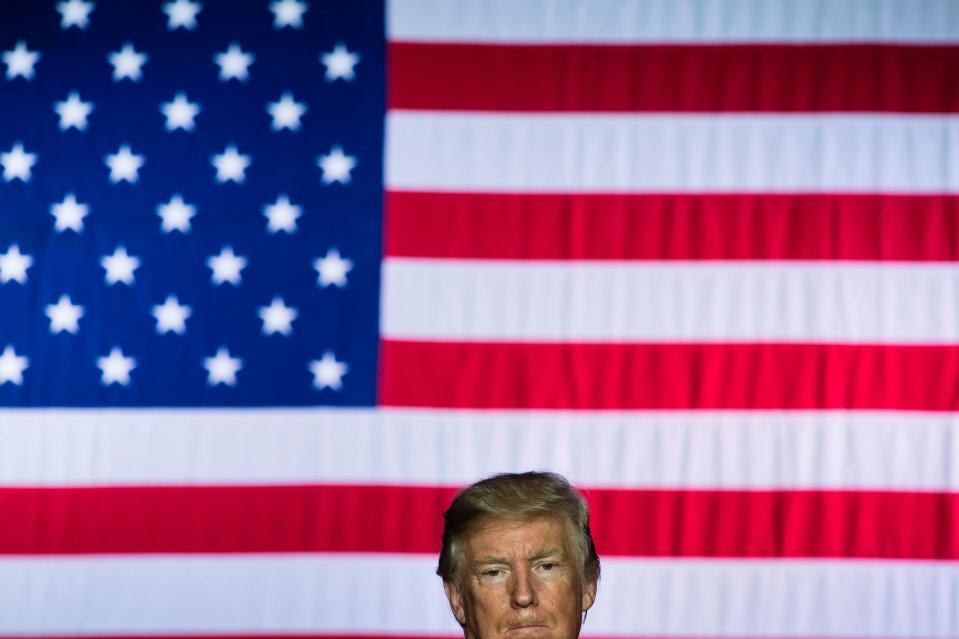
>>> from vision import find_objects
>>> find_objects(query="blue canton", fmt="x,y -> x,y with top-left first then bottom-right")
0,0 -> 385,406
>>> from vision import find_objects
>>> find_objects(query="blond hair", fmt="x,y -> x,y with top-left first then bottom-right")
437,471 -> 600,586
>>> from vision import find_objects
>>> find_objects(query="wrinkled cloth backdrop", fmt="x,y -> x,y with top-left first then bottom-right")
0,0 -> 957,637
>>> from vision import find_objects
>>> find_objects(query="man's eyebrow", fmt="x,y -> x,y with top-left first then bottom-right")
472,555 -> 509,566
471,548 -> 565,566
527,547 -> 564,561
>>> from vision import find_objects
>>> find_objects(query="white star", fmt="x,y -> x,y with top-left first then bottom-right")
263,194 -> 301,234
210,145 -> 251,183
270,0 -> 308,29
50,193 -> 89,233
152,295 -> 191,335
108,43 -> 148,82
320,42 -> 359,81
308,351 -> 348,391
0,346 -> 28,386
46,294 -> 84,334
3,41 -> 40,80
105,144 -> 144,183
267,92 -> 306,131
57,0 -> 95,29
54,91 -> 93,131
157,194 -> 196,233
100,246 -> 140,286
160,92 -> 200,131
214,43 -> 254,81
313,247 -> 352,288
317,145 -> 356,185
163,0 -> 202,30
204,347 -> 242,386
206,246 -> 247,286
97,346 -> 136,386
1,143 -> 37,182
258,297 -> 298,336
0,245 -> 32,284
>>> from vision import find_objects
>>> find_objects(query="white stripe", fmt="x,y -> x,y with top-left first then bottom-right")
1,408 -> 957,490
383,259 -> 959,343
386,113 -> 959,193
0,554 -> 955,637
389,0 -> 959,43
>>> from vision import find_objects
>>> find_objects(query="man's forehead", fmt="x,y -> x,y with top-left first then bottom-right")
463,515 -> 573,558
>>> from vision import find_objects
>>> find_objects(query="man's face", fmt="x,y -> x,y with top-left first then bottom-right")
443,516 -> 596,639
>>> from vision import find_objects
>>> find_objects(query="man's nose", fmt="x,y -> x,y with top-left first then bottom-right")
510,565 -> 538,608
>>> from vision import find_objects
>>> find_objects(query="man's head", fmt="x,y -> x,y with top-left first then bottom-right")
437,472 -> 600,639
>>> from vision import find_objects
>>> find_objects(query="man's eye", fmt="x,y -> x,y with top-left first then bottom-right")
482,569 -> 503,577
540,562 -> 557,571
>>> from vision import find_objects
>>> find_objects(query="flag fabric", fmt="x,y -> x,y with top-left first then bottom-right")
1,0 -> 958,637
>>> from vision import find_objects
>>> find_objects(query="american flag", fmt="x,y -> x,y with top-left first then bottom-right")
1,0 -> 957,636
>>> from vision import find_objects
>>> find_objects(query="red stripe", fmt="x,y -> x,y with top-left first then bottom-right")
590,489 -> 959,560
0,637 -> 457,639
0,485 -> 455,555
0,637 -> 458,639
0,636 -> 922,639
380,341 -> 959,410
0,485 -> 956,559
386,192 -> 959,260
15,636 -> 890,639
390,43 -> 959,112
11,636 -> 746,639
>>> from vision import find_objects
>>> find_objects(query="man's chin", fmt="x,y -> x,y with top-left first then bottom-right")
504,625 -> 552,638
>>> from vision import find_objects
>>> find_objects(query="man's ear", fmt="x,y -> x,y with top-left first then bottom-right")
443,580 -> 467,626
581,579 -> 597,613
